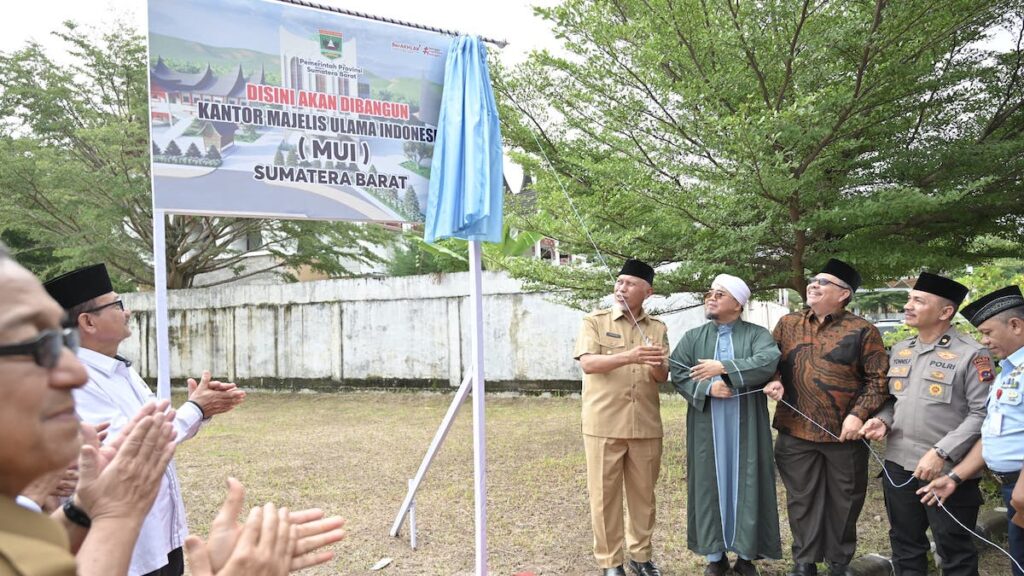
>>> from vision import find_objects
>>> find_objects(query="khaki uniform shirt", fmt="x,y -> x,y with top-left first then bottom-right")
876,326 -> 994,474
574,306 -> 669,439
0,497 -> 76,576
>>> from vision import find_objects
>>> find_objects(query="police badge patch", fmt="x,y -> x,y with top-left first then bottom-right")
973,356 -> 995,382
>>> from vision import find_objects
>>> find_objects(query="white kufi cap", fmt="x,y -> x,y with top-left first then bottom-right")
712,274 -> 750,307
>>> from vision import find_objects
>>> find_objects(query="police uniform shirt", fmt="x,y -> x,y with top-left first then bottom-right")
877,326 -> 993,472
982,345 -> 1024,473
574,306 -> 669,439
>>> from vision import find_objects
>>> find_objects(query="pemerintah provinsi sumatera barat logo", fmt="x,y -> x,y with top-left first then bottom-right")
319,29 -> 342,59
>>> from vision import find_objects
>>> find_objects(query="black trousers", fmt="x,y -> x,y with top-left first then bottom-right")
141,547 -> 184,576
883,461 -> 982,576
775,433 -> 869,566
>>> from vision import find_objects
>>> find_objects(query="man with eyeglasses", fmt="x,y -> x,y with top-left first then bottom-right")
856,273 -> 990,576
0,243 -> 178,575
44,263 -> 246,576
669,274 -> 782,576
768,258 -> 889,576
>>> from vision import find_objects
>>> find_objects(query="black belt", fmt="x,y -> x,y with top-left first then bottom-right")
992,469 -> 1021,485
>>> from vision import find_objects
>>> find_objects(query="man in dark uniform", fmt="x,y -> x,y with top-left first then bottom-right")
860,272 -> 992,576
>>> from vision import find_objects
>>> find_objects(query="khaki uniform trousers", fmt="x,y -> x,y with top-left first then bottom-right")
584,434 -> 663,568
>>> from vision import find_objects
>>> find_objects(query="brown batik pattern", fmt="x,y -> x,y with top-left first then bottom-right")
772,308 -> 890,443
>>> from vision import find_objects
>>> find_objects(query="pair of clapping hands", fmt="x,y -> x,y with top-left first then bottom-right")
186,478 -> 347,575
43,400 -> 344,575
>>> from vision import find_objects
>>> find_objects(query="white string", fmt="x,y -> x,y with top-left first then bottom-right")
524,126 -> 657,347
520,106 -> 1020,574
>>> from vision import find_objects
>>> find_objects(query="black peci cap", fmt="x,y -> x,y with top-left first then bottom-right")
43,264 -> 114,310
960,285 -> 1024,328
913,272 -> 969,308
619,259 -> 655,286
820,258 -> 861,292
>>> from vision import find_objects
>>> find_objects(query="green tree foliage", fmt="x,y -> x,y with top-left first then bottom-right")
495,0 -> 1024,302
206,145 -> 221,161
0,21 -> 391,288
387,234 -> 469,276
184,142 -> 202,158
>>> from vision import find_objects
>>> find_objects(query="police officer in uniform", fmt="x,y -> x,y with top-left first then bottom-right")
860,272 -> 993,575
574,259 -> 669,576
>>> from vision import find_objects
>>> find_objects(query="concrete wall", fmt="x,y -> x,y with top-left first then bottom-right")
119,272 -> 788,391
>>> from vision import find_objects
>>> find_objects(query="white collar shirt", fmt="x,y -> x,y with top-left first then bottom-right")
74,347 -> 206,576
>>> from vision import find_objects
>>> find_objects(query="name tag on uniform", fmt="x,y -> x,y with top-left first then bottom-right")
985,412 -> 1003,435
605,332 -> 622,338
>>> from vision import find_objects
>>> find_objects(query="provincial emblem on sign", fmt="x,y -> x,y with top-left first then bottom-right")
931,371 -> 946,380
929,384 -> 943,396
319,29 -> 343,59
898,348 -> 913,357
937,351 -> 958,360
893,380 -> 904,392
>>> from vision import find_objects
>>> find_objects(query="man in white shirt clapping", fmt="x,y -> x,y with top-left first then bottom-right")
44,263 -> 246,576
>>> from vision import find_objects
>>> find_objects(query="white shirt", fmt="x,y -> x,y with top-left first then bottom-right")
74,347 -> 205,576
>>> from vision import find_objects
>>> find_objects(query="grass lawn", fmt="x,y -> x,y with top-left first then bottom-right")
175,391 -> 1010,575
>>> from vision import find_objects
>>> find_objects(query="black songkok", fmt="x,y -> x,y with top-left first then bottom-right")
913,272 -> 969,309
960,285 -> 1024,328
43,264 -> 114,310
819,258 -> 861,292
619,259 -> 655,286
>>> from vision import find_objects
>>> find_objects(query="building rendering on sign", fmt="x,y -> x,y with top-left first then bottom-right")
149,57 -> 268,123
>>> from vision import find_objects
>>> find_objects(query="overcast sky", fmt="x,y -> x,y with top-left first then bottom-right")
0,0 -> 561,64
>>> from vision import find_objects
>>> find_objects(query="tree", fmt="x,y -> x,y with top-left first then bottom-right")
285,149 -> 297,166
206,145 -> 221,161
402,186 -> 422,220
402,140 -> 433,167
164,139 -> 181,156
0,21 -> 392,288
184,142 -> 202,158
273,149 -> 284,165
152,141 -> 161,156
495,0 -> 1024,302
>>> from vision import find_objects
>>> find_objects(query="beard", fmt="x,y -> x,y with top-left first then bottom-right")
705,311 -> 719,320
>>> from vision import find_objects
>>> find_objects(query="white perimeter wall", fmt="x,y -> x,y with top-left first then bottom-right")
118,272 -> 788,389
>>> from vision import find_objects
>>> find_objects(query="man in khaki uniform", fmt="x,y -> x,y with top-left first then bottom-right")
574,259 -> 669,576
860,272 -> 993,576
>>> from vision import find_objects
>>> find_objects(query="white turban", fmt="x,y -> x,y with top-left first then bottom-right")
712,274 -> 751,307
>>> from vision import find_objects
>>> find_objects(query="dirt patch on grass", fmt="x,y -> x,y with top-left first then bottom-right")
175,392 -> 1009,575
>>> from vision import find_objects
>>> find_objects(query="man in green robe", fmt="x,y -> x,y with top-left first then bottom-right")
670,274 -> 783,576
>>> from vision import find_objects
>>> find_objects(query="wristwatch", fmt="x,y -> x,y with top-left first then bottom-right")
934,446 -> 950,461
946,471 -> 964,486
63,498 -> 92,528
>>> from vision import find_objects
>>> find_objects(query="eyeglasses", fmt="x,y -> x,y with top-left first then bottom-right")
83,299 -> 124,314
0,328 -> 79,368
808,277 -> 850,290
704,290 -> 729,301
